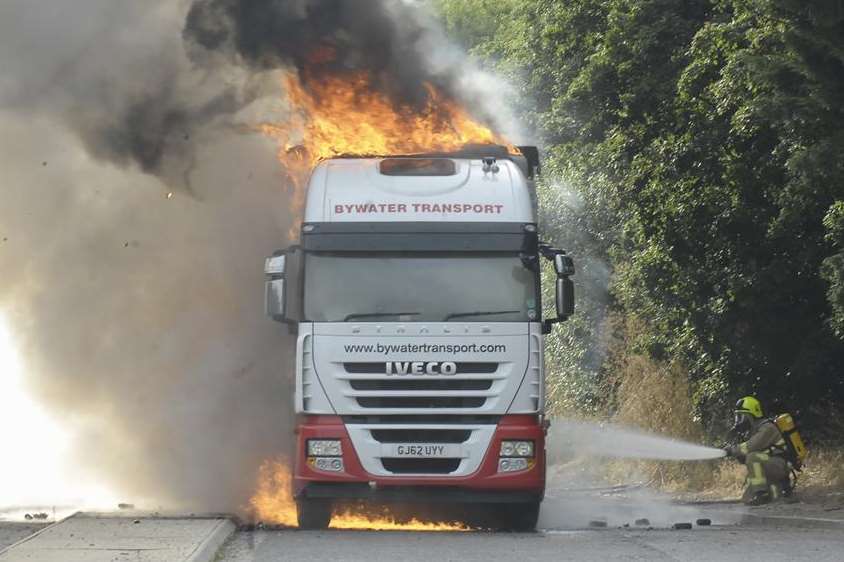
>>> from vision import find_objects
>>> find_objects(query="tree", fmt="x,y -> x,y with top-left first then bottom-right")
436,0 -> 844,434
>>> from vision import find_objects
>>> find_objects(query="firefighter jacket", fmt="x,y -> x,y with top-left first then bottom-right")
729,419 -> 788,463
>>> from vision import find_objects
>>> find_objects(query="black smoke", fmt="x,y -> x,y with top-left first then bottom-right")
0,1 -> 507,189
0,1 -> 246,191
183,0 -> 460,107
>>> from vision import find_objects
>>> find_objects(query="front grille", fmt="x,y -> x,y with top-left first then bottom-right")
356,397 -> 486,409
381,458 -> 461,474
342,362 -> 501,412
349,379 -> 492,391
343,415 -> 501,424
370,429 -> 471,444
344,362 -> 498,374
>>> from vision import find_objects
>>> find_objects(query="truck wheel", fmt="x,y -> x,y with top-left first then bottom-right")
501,502 -> 540,532
296,499 -> 332,530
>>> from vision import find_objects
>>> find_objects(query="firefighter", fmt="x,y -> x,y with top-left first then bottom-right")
724,396 -> 790,506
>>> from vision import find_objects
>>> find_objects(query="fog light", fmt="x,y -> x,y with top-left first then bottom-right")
500,440 -> 534,458
307,439 -> 342,457
308,456 -> 344,472
498,458 -> 529,472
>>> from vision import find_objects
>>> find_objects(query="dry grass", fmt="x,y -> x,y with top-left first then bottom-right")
599,351 -> 719,492
794,449 -> 844,497
559,314 -> 844,502
598,343 -> 843,499
692,460 -> 744,500
611,355 -> 703,443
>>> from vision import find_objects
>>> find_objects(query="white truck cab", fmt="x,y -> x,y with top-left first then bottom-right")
265,145 -> 574,530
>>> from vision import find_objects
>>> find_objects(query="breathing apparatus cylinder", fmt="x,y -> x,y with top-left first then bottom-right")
774,413 -> 808,469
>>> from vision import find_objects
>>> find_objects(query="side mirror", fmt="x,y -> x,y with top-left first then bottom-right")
556,277 -> 575,319
541,245 -> 576,334
554,254 -> 575,276
265,246 -> 304,324
265,253 -> 287,321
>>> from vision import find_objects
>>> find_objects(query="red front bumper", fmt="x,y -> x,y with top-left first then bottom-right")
293,414 -> 545,502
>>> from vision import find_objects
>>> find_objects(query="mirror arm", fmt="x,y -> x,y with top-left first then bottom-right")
538,242 -> 563,260
542,318 -> 561,334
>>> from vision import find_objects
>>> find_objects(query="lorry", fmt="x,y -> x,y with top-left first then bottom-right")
264,145 -> 574,530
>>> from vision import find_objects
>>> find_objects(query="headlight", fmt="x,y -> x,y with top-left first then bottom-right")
308,439 -> 342,457
500,440 -> 534,458
309,457 -> 344,472
498,458 -> 529,472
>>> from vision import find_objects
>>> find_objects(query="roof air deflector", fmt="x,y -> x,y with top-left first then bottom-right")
379,158 -> 457,176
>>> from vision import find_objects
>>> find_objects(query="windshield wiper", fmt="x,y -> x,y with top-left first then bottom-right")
343,312 -> 421,322
443,310 -> 521,321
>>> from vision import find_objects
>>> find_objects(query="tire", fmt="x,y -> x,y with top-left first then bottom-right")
500,502 -> 541,532
296,499 -> 332,530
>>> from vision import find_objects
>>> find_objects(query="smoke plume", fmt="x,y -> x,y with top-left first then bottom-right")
0,0 -> 517,511
182,0 -> 504,116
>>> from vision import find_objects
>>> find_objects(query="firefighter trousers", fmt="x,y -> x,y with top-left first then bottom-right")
741,452 -> 789,504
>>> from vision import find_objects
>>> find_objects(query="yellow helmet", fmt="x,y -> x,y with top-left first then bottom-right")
735,396 -> 763,419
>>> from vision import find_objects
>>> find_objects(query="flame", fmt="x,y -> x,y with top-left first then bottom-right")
248,457 -> 469,532
330,509 -> 469,532
249,458 -> 298,527
261,70 -> 510,237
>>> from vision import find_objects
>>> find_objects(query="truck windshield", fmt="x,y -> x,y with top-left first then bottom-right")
304,252 -> 539,323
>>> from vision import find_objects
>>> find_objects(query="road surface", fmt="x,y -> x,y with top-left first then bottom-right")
3,491 -> 842,561
217,524 -> 844,562
217,496 -> 844,562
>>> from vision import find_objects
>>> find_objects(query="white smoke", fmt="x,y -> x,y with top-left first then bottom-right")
0,103 -> 296,510
0,0 -> 297,510
0,0 -> 524,513
541,420 -> 734,530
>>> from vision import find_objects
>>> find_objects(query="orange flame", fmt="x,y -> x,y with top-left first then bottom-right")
248,458 -> 469,532
261,71 -> 510,237
249,458 -> 297,527
330,509 -> 469,532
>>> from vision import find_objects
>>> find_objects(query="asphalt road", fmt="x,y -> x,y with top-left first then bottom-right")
2,498 -> 842,561
215,491 -> 844,562
0,523 -> 47,552
217,524 -> 844,562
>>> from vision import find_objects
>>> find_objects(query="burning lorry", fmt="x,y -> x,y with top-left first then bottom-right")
264,145 -> 574,530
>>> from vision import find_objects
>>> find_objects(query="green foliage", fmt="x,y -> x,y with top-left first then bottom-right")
437,0 -> 844,436
822,202 -> 844,338
434,0 -> 523,53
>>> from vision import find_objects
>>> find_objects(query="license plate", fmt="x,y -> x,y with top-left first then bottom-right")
386,443 -> 461,458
